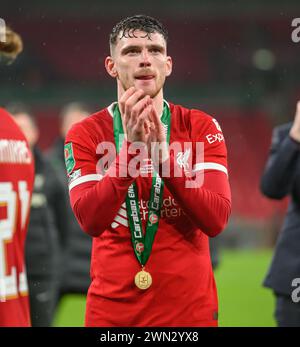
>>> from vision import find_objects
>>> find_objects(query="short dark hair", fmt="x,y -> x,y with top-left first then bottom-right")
110,15 -> 168,49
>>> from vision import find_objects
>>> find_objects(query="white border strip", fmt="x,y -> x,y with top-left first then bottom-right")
107,99 -> 169,118
193,162 -> 228,176
107,102 -> 117,118
114,214 -> 128,226
117,207 -> 127,218
69,174 -> 103,191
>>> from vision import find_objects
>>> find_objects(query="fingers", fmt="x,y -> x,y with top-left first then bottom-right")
118,87 -> 163,143
289,101 -> 300,142
144,119 -> 152,135
119,87 -> 136,115
135,105 -> 152,131
131,95 -> 152,124
150,104 -> 166,140
119,88 -> 150,130
124,90 -> 146,123
295,101 -> 300,121
150,103 -> 160,129
121,88 -> 154,133
293,100 -> 300,124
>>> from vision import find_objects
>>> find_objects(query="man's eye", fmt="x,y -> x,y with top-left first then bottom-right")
127,49 -> 139,54
150,48 -> 160,53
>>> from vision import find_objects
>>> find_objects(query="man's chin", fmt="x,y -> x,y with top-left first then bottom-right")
132,84 -> 158,97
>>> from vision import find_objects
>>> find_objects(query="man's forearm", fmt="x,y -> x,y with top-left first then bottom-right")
159,153 -> 231,237
70,141 -> 142,237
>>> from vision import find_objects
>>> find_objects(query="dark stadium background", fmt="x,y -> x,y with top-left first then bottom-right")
1,0 -> 300,326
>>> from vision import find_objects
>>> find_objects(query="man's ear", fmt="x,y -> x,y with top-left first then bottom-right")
105,56 -> 118,78
165,56 -> 173,77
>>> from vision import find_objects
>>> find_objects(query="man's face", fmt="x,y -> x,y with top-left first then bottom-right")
61,110 -> 88,138
107,30 -> 172,98
13,113 -> 38,147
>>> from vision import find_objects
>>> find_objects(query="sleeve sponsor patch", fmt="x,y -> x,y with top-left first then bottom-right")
64,142 -> 76,175
68,169 -> 81,184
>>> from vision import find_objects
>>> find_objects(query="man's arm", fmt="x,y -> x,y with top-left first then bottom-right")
68,139 -> 142,237
151,108 -> 231,238
159,154 -> 231,238
261,100 -> 300,200
67,88 -> 154,237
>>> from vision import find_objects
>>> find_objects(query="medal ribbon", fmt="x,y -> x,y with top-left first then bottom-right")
113,101 -> 171,266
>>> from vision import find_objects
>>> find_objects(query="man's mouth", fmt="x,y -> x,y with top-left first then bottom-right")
135,75 -> 155,80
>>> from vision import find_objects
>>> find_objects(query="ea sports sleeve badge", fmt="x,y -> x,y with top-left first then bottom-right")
64,142 -> 76,175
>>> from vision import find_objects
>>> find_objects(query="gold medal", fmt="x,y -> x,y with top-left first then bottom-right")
134,269 -> 152,290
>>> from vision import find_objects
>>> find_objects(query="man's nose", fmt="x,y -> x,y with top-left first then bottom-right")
139,50 -> 151,67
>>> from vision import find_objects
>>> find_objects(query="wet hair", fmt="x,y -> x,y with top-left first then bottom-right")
0,26 -> 23,64
109,15 -> 168,51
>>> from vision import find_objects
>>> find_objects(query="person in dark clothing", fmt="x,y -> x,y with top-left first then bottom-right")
260,101 -> 300,327
48,102 -> 92,295
8,104 -> 68,327
209,238 -> 220,270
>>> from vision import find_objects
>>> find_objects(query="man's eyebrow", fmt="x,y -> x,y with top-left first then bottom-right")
147,44 -> 165,51
120,45 -> 141,54
121,43 -> 165,54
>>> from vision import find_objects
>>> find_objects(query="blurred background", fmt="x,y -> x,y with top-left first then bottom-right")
2,0 -> 300,327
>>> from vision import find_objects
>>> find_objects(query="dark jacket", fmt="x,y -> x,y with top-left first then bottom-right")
48,137 -> 92,294
260,122 -> 300,295
26,146 -> 67,279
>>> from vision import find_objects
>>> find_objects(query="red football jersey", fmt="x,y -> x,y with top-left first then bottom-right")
0,108 -> 34,327
65,102 -> 231,327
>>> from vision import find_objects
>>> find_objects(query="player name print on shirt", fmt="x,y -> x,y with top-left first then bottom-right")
0,140 -> 31,164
